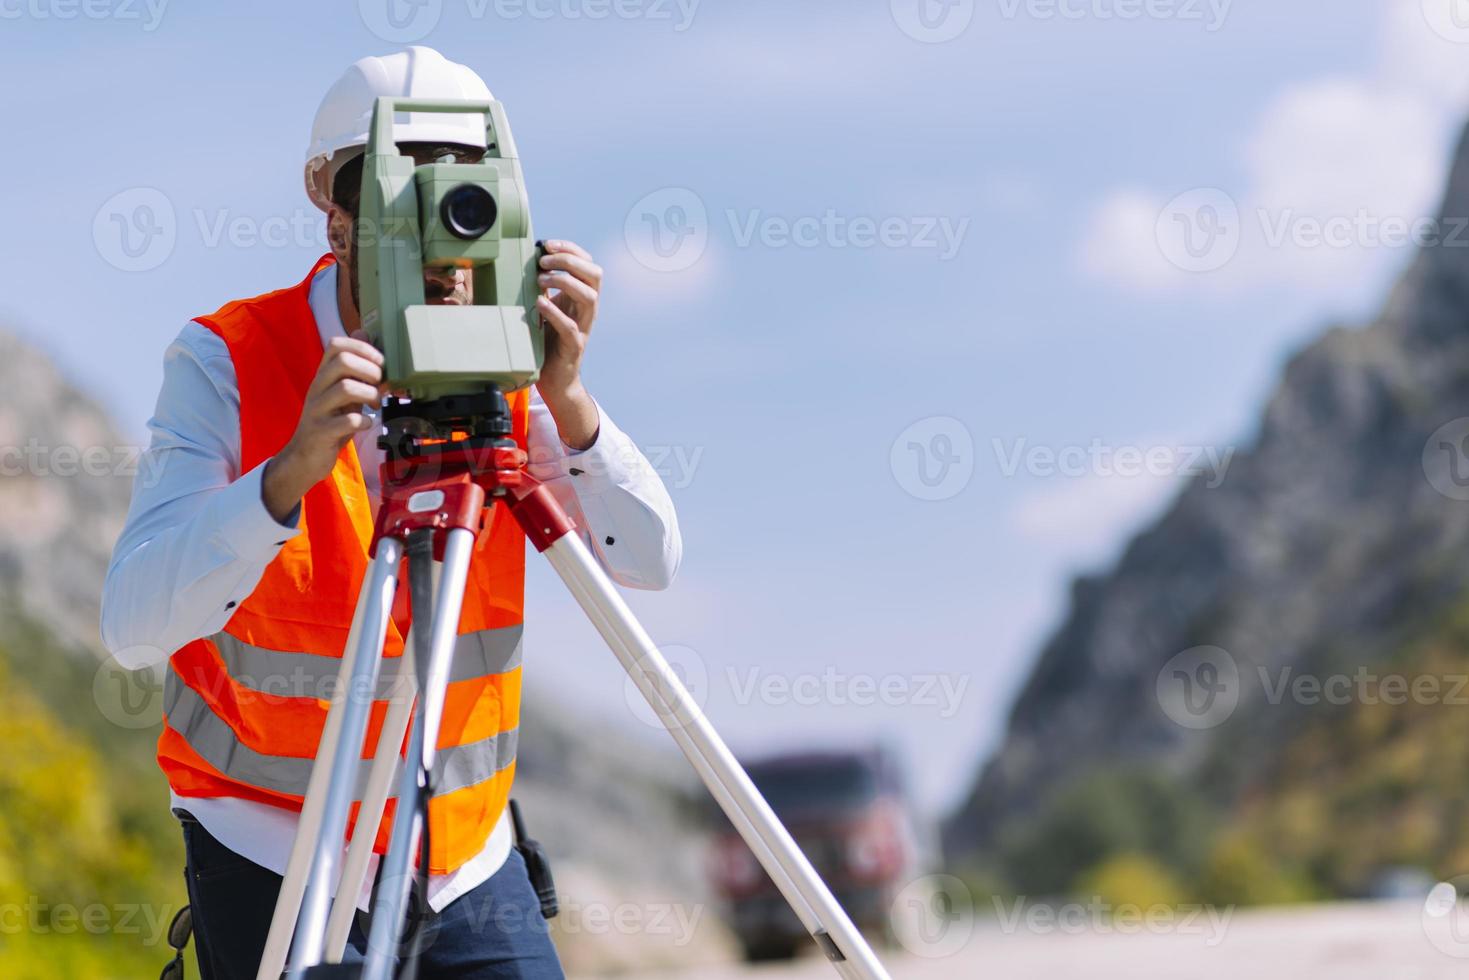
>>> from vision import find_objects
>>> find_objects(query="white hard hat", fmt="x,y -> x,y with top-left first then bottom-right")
304,46 -> 494,212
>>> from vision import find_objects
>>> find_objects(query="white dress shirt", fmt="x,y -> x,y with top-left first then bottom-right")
102,262 -> 681,911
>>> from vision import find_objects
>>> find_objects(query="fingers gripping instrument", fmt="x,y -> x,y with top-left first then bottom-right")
356,96 -> 543,400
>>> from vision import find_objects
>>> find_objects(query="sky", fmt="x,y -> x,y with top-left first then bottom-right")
4,0 -> 1469,820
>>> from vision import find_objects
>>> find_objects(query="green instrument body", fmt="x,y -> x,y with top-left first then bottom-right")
357,96 -> 542,401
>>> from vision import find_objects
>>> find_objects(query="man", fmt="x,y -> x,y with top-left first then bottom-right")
101,46 -> 681,979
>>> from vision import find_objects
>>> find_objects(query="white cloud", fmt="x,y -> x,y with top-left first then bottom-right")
1080,4 -> 1469,295
598,232 -> 723,319
1079,187 -> 1183,290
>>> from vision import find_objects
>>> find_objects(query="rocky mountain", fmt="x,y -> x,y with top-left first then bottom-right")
946,122 -> 1469,889
0,331 -> 133,654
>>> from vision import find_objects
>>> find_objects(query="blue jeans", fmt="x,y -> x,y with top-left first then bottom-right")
180,813 -> 565,979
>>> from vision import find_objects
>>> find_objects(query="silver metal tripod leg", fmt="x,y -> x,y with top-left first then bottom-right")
360,527 -> 477,980
281,537 -> 404,979
541,533 -> 893,980
323,638 -> 417,961
257,539 -> 402,980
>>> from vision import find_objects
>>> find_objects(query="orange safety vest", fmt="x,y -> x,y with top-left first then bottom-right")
156,255 -> 528,874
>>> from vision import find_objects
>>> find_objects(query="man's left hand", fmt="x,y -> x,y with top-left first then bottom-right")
535,239 -> 602,451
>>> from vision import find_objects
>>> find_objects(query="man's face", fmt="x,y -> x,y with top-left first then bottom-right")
338,142 -> 486,313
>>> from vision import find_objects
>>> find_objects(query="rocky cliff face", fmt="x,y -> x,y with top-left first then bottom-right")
946,123 -> 1469,861
0,331 -> 134,653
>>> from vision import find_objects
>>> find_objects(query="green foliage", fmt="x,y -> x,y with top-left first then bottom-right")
970,596 -> 1469,909
0,630 -> 184,979
1073,852 -> 1186,909
996,767 -> 1214,896
1195,834 -> 1316,907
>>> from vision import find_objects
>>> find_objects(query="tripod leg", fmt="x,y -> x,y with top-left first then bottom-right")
323,635 -> 418,962
539,532 -> 892,980
284,536 -> 404,979
258,551 -> 384,980
361,526 -> 478,980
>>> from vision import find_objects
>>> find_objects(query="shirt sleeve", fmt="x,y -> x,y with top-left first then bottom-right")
525,391 -> 682,590
100,323 -> 301,670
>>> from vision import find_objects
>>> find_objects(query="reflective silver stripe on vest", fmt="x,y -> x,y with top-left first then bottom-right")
209,625 -> 523,698
162,669 -> 518,799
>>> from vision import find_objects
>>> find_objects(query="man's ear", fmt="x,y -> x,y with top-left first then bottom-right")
326,205 -> 353,264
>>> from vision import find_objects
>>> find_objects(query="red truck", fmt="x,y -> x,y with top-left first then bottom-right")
708,747 -> 922,962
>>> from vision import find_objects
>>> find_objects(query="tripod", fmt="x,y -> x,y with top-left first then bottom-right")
253,390 -> 893,980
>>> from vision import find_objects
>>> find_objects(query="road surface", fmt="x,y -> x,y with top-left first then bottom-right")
594,900 -> 1469,979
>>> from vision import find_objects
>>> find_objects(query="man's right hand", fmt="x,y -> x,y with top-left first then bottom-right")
262,335 -> 387,524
